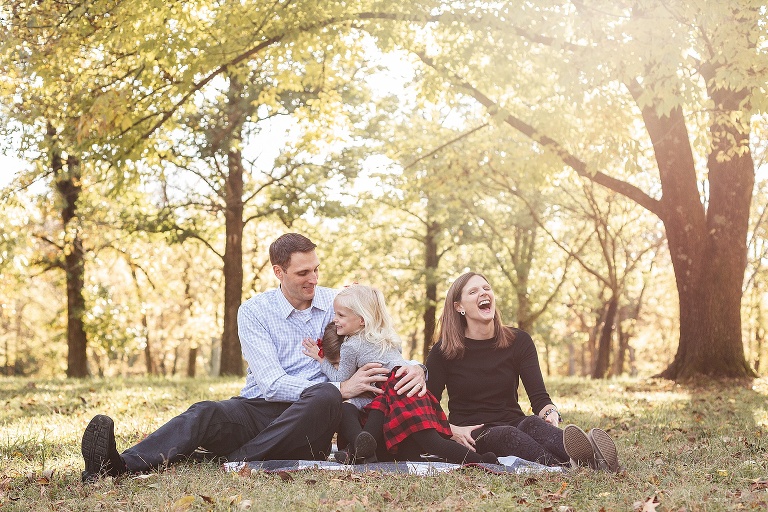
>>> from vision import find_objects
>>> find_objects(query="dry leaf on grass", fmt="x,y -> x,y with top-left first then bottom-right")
277,471 -> 293,482
751,478 -> 768,491
172,495 -> 196,511
633,495 -> 660,512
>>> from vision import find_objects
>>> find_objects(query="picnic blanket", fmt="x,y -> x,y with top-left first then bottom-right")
223,455 -> 564,475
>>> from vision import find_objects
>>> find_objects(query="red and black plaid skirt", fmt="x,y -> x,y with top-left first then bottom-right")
363,368 -> 452,452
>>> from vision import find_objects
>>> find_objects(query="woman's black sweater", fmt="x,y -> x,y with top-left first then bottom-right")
425,329 -> 554,427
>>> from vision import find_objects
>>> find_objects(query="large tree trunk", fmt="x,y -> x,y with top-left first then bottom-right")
52,132 -> 88,378
643,92 -> 755,380
219,76 -> 246,376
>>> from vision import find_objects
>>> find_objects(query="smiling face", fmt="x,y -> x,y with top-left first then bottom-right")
454,274 -> 496,326
274,250 -> 320,310
333,300 -> 365,336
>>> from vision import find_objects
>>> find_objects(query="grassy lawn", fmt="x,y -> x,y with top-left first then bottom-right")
1,375 -> 767,511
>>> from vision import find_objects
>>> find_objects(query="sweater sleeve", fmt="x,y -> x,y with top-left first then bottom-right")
516,331 -> 554,414
425,341 -> 448,402
319,341 -> 359,382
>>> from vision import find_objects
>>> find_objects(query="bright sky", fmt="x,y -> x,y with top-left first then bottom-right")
1,155 -> 25,187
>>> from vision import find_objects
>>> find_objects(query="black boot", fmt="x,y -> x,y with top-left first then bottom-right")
81,415 -> 128,482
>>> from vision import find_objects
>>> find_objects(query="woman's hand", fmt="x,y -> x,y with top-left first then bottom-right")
301,338 -> 321,361
539,405 -> 561,427
450,423 -> 483,451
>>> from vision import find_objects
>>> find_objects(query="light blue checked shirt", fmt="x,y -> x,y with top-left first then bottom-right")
237,285 -> 337,401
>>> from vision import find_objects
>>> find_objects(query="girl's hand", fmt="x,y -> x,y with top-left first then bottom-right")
450,423 -> 483,452
301,338 -> 321,361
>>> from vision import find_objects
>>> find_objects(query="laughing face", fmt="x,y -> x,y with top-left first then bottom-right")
454,274 -> 496,323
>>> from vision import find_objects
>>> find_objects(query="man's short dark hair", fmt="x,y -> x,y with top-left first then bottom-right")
269,233 -> 317,269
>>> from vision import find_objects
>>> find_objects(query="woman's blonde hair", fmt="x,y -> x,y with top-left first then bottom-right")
434,271 -> 514,359
334,284 -> 401,352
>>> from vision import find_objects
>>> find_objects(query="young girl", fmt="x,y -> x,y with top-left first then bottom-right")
302,284 -> 498,465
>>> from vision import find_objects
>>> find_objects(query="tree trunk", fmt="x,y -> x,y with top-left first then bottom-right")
52,133 -> 88,378
647,92 -> 756,380
142,313 -> 155,375
421,221 -> 439,360
613,320 -> 628,377
219,76 -> 246,376
593,295 -> 617,378
187,346 -> 197,377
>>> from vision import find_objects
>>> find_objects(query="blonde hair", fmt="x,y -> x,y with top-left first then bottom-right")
434,271 -> 514,359
334,284 -> 401,352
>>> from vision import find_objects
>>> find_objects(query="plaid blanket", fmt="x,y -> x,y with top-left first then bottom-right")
223,456 -> 564,475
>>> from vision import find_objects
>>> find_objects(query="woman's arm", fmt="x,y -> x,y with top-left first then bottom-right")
425,341 -> 448,401
517,332 -> 559,424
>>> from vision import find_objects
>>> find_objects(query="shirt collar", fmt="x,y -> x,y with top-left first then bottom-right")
274,285 -> 331,318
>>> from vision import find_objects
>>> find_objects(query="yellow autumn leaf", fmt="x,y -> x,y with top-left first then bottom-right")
172,495 -> 196,511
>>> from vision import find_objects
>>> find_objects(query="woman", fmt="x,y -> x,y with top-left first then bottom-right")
425,271 -> 620,471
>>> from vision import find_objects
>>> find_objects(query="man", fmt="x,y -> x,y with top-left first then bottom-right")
81,233 -> 426,481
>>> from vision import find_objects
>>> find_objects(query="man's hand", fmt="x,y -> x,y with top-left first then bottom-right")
301,338 -> 321,361
340,363 -> 389,399
450,423 -> 483,451
393,364 -> 427,397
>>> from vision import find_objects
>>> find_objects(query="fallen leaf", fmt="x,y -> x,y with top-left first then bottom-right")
640,495 -> 660,512
200,495 -> 214,504
173,495 -> 196,511
277,471 -> 293,482
381,490 -> 394,502
751,478 -> 768,491
237,466 -> 252,477
304,479 -> 317,485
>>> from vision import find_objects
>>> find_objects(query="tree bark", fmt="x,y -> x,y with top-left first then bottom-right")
421,220 -> 439,360
187,346 -> 197,377
52,132 -> 89,378
593,295 -> 617,378
219,76 -> 246,376
642,92 -> 755,380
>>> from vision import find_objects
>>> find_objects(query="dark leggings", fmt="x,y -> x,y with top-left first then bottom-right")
472,415 -> 568,466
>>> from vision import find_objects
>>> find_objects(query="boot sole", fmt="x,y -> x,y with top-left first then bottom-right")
353,431 -> 378,462
81,415 -> 114,479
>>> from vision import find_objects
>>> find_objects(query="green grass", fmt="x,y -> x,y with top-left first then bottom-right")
1,376 -> 767,511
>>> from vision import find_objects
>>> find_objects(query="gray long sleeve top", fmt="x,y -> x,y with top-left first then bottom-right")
319,332 -> 408,410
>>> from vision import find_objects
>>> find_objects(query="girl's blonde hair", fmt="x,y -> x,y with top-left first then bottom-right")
334,284 -> 401,352
434,271 -> 515,359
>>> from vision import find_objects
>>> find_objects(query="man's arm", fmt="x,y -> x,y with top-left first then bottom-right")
339,362 -> 389,399
238,304 -> 314,402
